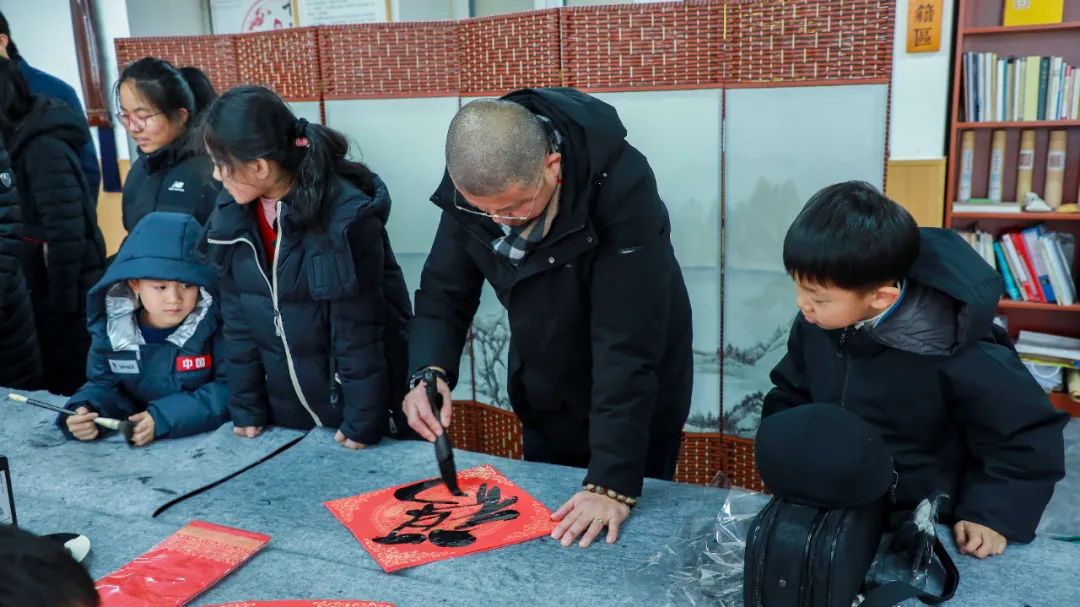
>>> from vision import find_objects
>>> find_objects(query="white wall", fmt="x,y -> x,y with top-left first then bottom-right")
0,0 -> 137,159
127,0 -> 209,37
888,0 -> 955,160
98,0 -> 132,161
389,0 -> 557,22
0,0 -> 83,108
391,0 -> 468,21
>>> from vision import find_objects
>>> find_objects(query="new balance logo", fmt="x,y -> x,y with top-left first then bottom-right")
168,181 -> 185,192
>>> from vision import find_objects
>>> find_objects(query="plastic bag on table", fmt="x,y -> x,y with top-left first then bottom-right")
862,492 -> 949,601
627,483 -> 769,606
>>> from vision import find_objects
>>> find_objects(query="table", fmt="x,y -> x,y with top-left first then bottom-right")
7,396 -> 1080,606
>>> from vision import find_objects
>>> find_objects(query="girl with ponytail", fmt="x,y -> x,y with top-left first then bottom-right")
200,85 -> 413,449
116,57 -> 220,232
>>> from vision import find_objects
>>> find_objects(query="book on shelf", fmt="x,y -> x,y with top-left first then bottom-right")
1002,232 -> 1039,301
1043,232 -> 1078,305
988,130 -> 1007,201
952,200 -> 1022,213
962,52 -> 1080,122
956,228 -> 998,268
1024,55 -> 1041,121
1015,330 -> 1080,368
956,226 -> 1077,306
1037,56 -> 1049,121
1003,0 -> 1064,28
1019,226 -> 1055,302
1045,130 -> 1068,207
1016,130 -> 1036,201
958,131 -> 975,201
954,127 -> 1074,207
993,242 -> 1023,301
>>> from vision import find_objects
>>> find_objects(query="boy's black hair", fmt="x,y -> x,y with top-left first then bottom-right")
783,180 -> 919,290
0,525 -> 100,607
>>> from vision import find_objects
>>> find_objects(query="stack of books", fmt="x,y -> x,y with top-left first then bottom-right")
1016,331 -> 1080,368
963,53 -> 1080,122
957,225 -> 1077,305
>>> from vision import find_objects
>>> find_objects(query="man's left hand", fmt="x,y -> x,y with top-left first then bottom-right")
551,490 -> 631,548
335,429 -> 367,450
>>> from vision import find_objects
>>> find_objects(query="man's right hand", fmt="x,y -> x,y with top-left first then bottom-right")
402,373 -> 453,442
66,407 -> 99,441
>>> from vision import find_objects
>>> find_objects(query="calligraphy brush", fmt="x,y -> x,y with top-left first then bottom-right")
424,370 -> 463,496
6,393 -> 136,444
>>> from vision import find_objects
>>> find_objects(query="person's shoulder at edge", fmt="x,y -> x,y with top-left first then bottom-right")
17,57 -> 84,114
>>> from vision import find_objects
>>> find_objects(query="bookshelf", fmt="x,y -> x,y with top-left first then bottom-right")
952,211 -> 1080,221
1051,392 -> 1080,416
946,1 -> 1080,415
956,120 -> 1080,129
964,22 -> 1080,36
998,300 -> 1080,312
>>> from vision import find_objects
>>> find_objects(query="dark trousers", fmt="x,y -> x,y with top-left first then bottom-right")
523,423 -> 682,482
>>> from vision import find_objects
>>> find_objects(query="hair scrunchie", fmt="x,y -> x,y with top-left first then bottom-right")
294,117 -> 310,148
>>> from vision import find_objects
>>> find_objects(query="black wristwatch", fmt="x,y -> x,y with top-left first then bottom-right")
409,367 -> 449,390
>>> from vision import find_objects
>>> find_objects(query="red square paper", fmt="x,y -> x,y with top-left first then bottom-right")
207,602 -> 393,607
96,521 -> 270,606
325,464 -> 553,572
206,596 -> 393,600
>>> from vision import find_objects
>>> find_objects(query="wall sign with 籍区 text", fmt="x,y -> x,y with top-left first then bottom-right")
906,0 -> 942,53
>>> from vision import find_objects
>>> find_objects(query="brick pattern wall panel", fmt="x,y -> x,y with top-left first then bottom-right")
561,1 -> 726,91
115,36 -> 240,94
729,0 -> 894,84
458,9 -> 562,96
319,22 -> 459,99
235,27 -> 321,101
116,0 -> 895,99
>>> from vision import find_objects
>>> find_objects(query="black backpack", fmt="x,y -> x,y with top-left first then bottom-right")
744,404 -> 959,607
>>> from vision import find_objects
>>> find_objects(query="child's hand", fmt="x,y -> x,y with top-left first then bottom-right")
335,430 -> 366,450
954,520 -> 1007,558
66,407 -> 99,441
233,425 -> 264,439
128,412 -> 156,447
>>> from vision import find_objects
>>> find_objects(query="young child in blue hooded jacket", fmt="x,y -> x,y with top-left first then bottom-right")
59,212 -> 228,446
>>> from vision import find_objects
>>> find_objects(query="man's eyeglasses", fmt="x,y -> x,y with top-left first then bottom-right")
453,168 -> 546,222
115,110 -> 164,130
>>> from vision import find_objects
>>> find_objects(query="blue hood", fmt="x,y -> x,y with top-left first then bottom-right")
88,212 -> 218,327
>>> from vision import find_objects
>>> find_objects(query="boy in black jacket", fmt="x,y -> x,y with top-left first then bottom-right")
764,181 -> 1068,559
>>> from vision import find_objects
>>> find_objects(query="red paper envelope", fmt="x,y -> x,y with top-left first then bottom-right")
207,602 -> 393,607
96,520 -> 270,606
325,464 -> 553,572
206,596 -> 393,600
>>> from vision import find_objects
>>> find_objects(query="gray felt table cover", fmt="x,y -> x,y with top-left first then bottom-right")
1,389 -> 306,517
16,494 -> 505,607
156,430 -> 1080,607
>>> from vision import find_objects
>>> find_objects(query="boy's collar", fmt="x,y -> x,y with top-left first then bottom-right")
854,280 -> 907,330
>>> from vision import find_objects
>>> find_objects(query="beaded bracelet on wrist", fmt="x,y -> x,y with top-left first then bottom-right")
583,483 -> 638,509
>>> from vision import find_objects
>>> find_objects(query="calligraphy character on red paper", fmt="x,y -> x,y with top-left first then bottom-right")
373,479 -> 519,548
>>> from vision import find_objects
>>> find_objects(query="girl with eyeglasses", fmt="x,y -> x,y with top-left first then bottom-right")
116,57 -> 219,233
198,85 -> 413,449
